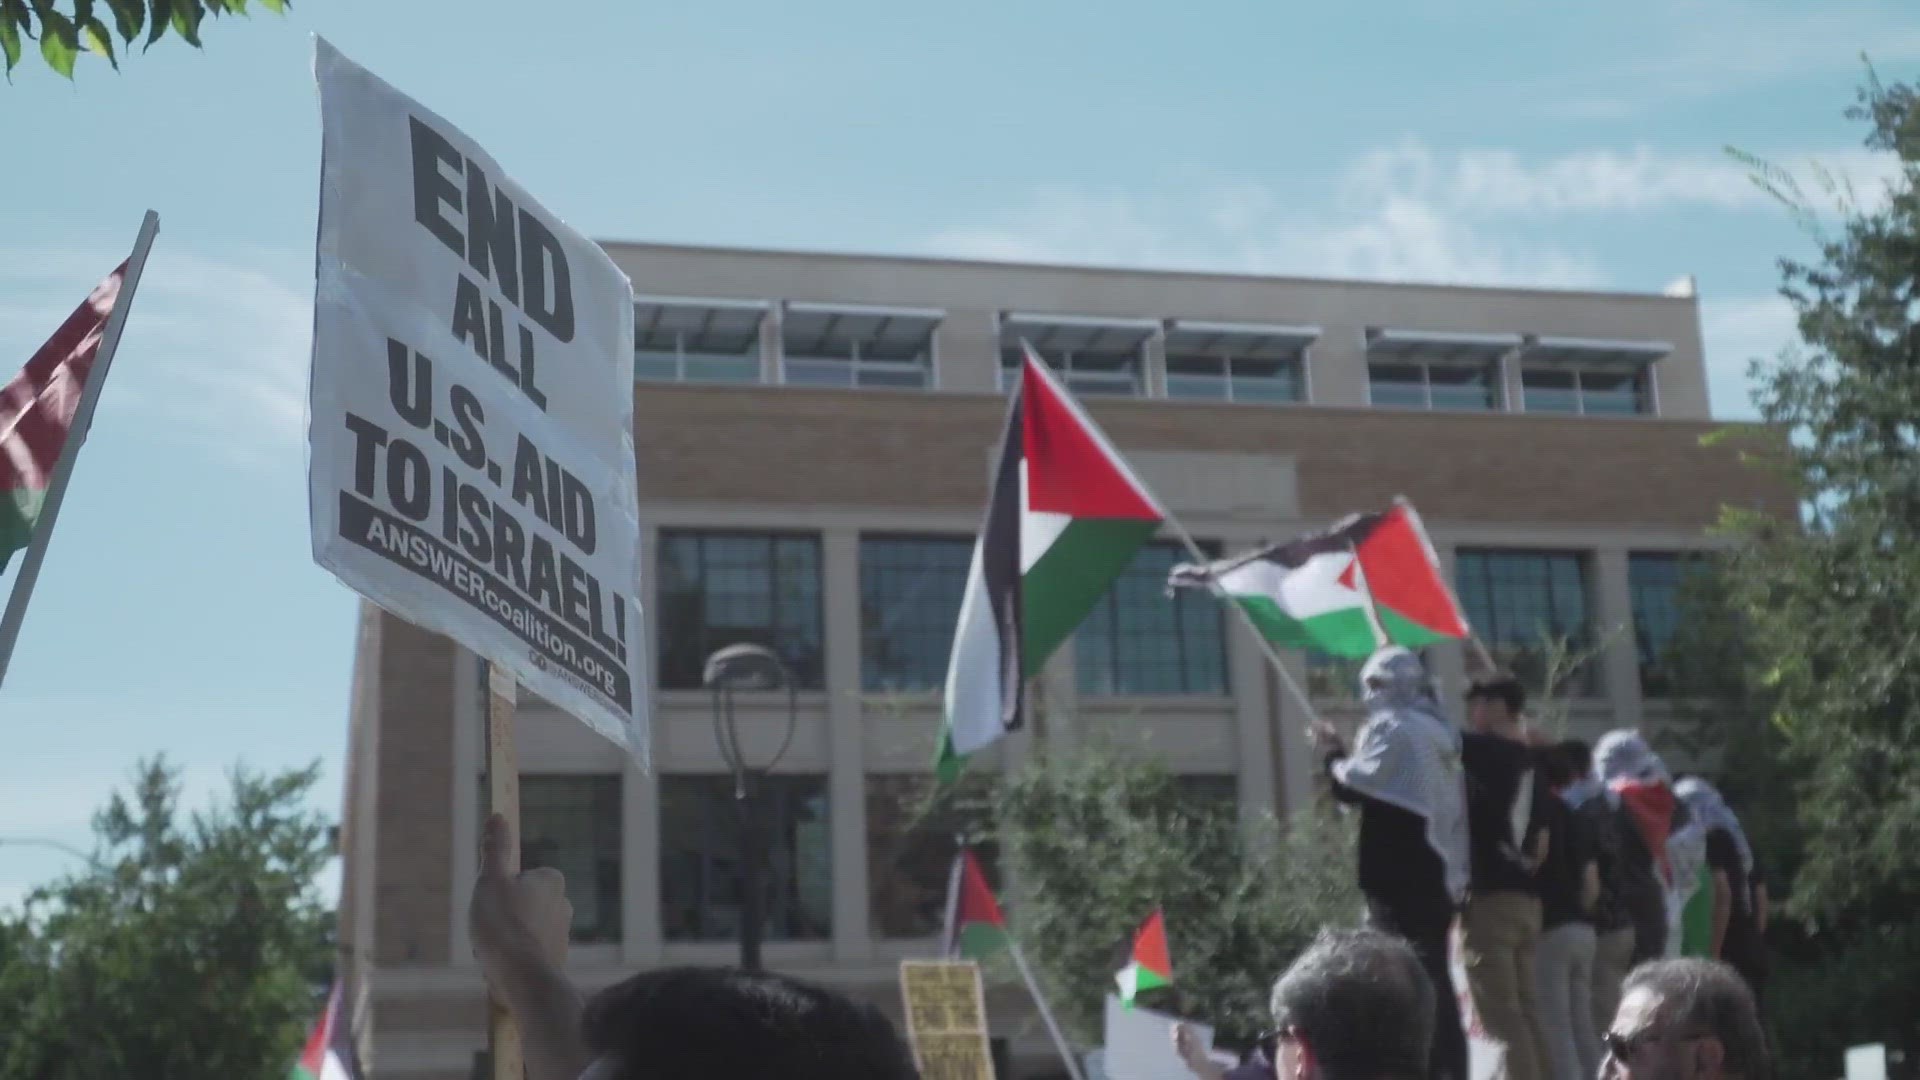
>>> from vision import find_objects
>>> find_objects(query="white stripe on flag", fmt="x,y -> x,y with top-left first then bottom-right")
944,542 -> 1005,756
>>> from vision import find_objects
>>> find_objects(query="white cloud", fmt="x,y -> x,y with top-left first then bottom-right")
1547,2 -> 1920,118
1700,295 -> 1802,421
0,239 -> 310,471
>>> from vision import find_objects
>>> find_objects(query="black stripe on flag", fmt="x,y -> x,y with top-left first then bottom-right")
1261,510 -> 1386,569
982,391 -> 1026,736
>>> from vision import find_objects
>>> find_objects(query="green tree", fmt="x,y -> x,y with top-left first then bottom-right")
0,757 -> 335,1080
1692,67 -> 1920,1076
992,745 -> 1357,1043
2,0 -> 288,80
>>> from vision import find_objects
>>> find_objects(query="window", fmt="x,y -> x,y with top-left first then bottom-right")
999,315 -> 1156,398
781,304 -> 939,390
1365,329 -> 1517,411
1077,542 -> 1228,695
519,776 -> 622,943
1455,550 -> 1594,691
1367,360 -> 1502,411
861,536 -> 973,692
656,532 -> 824,690
1630,553 -> 1706,696
1518,337 -> 1666,416
1306,650 -> 1367,700
866,774 -> 997,937
1522,367 -> 1651,416
634,298 -> 766,384
659,775 -> 832,942
1163,320 -> 1315,404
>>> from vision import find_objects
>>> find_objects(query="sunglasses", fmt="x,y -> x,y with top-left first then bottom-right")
1602,1028 -> 1710,1063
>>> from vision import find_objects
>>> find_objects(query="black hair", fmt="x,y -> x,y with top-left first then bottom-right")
1539,744 -> 1583,787
1466,674 -> 1526,717
1557,738 -> 1593,777
582,966 -> 919,1079
1620,959 -> 1769,1080
1268,928 -> 1433,1080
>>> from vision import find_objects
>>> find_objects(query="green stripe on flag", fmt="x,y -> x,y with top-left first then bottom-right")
1235,596 -> 1456,657
0,487 -> 46,573
1021,517 -> 1160,669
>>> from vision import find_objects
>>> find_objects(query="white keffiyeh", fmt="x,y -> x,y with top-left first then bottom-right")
1332,647 -> 1472,903
1675,777 -> 1755,878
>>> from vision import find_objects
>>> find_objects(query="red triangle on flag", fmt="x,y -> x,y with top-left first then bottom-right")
1337,503 -> 1469,637
1019,352 -> 1162,523
956,847 -> 1005,929
1131,909 -> 1172,979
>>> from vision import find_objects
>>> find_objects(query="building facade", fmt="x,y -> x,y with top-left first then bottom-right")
335,243 -> 1788,1078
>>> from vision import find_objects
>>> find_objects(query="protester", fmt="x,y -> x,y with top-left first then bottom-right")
1457,673 -> 1552,1080
468,813 -> 919,1080
1602,959 -> 1770,1080
1533,745 -> 1601,1080
1269,927 -> 1438,1080
1560,738 -> 1638,1034
1674,778 -> 1769,1002
1593,731 -> 1686,964
1312,646 -> 1470,1080
1174,1028 -> 1275,1080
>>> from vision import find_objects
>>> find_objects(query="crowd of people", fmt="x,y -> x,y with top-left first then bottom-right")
462,642 -> 1771,1080
1307,645 -> 1769,1080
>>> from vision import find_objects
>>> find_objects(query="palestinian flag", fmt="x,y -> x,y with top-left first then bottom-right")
1,261 -> 128,573
290,982 -> 359,1080
941,846 -> 1009,960
938,345 -> 1165,782
1613,779 -> 1678,884
1115,909 -> 1172,1006
1169,499 -> 1467,657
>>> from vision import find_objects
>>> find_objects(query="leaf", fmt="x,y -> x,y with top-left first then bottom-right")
169,0 -> 200,46
0,0 -> 20,75
80,15 -> 113,65
256,0 -> 282,10
104,0 -> 141,40
37,8 -> 76,77
145,0 -> 171,48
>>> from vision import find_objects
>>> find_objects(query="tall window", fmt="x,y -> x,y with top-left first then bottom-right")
659,775 -> 832,942
781,305 -> 939,390
1455,549 -> 1594,691
1521,367 -> 1650,416
1630,553 -> 1705,696
656,532 -> 824,690
861,536 -> 973,692
519,776 -> 622,943
634,299 -> 765,384
866,774 -> 997,938
1077,542 -> 1228,695
1367,360 -> 1503,411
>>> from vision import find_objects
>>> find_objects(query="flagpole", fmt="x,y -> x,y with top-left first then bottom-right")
0,211 -> 159,690
484,662 -> 526,1080
1006,937 -> 1089,1080
1158,515 -> 1327,733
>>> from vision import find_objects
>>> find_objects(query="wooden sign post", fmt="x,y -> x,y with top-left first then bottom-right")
486,662 -> 524,1080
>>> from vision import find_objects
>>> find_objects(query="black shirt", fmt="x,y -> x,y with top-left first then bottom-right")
1325,752 -> 1455,927
1576,797 -> 1633,933
1461,732 -> 1542,896
1706,827 -> 1768,978
1536,793 -> 1596,928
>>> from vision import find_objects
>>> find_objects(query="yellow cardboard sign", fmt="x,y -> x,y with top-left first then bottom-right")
899,961 -> 995,1080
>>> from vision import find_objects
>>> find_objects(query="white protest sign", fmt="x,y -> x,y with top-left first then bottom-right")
1100,996 -> 1213,1080
309,38 -> 646,758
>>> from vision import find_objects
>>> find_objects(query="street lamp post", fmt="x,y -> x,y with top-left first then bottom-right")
702,643 -> 797,972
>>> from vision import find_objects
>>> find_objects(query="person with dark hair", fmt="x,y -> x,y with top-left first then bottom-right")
467,813 -> 919,1080
1560,738 -> 1638,1034
1268,927 -> 1438,1080
1310,647 -> 1470,1080
1459,673 -> 1551,1080
1603,959 -> 1770,1080
1533,745 -> 1600,1080
1673,779 -> 1769,1002
1593,731 -> 1687,965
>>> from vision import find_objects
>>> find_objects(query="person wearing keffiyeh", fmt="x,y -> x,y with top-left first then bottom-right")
1591,730 -> 1690,964
1675,777 -> 1770,1000
1312,646 -> 1471,1080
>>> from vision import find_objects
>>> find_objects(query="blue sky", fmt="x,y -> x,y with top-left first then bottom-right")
0,0 -> 1911,906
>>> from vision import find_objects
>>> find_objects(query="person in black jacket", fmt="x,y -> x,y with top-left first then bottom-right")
1313,647 -> 1471,1080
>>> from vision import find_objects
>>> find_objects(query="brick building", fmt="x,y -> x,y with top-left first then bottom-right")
334,243 -> 1788,1078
